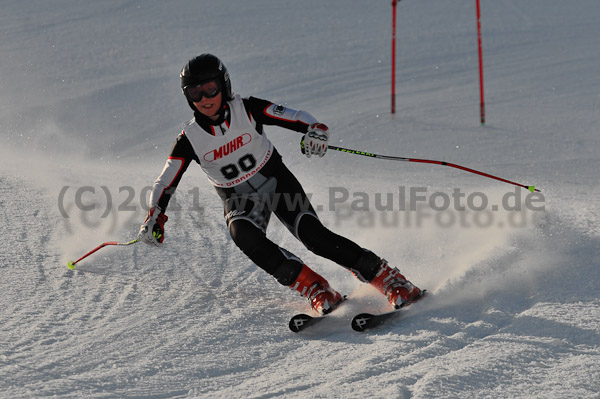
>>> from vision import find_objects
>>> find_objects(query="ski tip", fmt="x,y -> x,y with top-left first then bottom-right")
351,313 -> 376,332
289,314 -> 314,333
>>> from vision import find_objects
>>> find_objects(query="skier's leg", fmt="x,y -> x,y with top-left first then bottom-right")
228,219 -> 343,314
296,213 -> 379,280
270,165 -> 422,306
298,215 -> 423,306
224,191 -> 343,313
224,192 -> 301,283
270,165 -> 381,280
228,216 -> 315,285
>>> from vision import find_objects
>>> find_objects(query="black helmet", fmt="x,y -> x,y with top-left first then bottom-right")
180,54 -> 233,101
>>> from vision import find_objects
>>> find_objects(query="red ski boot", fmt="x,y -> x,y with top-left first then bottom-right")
290,264 -> 344,315
369,259 -> 423,309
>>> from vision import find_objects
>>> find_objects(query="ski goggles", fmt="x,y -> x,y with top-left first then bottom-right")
184,79 -> 221,102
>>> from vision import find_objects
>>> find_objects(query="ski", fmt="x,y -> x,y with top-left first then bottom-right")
351,290 -> 428,332
288,296 -> 347,333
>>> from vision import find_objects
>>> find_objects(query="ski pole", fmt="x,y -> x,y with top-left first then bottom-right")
301,140 -> 539,192
328,144 -> 539,192
67,238 -> 140,269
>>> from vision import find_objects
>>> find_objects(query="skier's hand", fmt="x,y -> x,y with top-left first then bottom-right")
301,123 -> 329,158
139,206 -> 168,247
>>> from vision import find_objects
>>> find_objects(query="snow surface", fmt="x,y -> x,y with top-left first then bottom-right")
1,0 -> 599,398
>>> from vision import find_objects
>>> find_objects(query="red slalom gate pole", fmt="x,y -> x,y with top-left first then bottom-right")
476,0 -> 486,125
391,0 -> 398,114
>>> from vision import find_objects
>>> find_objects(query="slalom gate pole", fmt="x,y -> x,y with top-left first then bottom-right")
391,0 -> 399,114
476,0 -> 486,125
326,144 -> 540,193
67,238 -> 140,269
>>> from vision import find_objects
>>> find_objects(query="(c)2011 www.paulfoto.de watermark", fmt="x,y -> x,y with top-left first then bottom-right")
57,184 -> 546,233
321,186 -> 545,229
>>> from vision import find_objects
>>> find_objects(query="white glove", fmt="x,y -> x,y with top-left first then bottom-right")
302,123 -> 329,158
139,206 -> 168,247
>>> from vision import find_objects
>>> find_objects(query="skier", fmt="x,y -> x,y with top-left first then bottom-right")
139,54 -> 422,315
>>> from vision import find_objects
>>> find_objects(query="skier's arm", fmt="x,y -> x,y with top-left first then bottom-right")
148,132 -> 198,213
140,133 -> 197,247
243,96 -> 319,133
243,96 -> 330,157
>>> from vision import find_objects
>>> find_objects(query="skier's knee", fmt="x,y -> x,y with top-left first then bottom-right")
229,219 -> 299,279
229,219 -> 262,253
229,219 -> 277,267
296,214 -> 330,254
